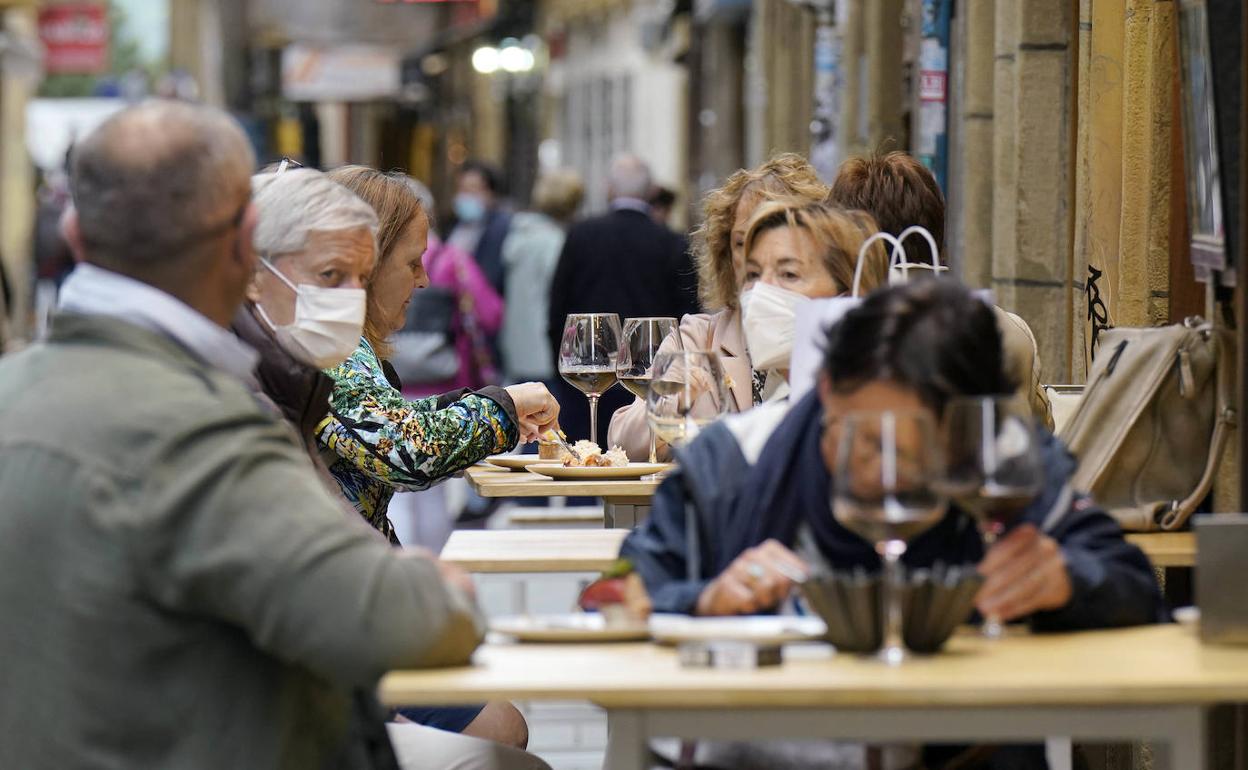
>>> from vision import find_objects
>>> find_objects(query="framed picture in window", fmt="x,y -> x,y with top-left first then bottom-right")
1178,0 -> 1228,277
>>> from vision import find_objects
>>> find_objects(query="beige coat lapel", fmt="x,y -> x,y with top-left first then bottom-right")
710,309 -> 753,413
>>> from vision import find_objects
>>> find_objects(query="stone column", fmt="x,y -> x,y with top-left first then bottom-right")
840,0 -> 867,156
0,5 -> 37,344
958,0 -> 995,289
992,0 -> 1074,382
865,0 -> 905,147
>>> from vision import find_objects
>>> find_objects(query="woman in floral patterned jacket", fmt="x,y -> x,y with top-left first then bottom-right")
319,166 -> 560,544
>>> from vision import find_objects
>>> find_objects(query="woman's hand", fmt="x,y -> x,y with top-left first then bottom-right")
695,539 -> 809,616
975,523 -> 1072,622
503,382 -> 561,443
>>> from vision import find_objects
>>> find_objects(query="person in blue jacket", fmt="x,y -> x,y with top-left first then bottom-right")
622,279 -> 1164,629
623,279 -> 1164,769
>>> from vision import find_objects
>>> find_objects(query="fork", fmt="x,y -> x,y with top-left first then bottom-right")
542,429 -> 582,463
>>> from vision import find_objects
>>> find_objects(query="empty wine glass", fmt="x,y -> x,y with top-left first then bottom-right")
940,395 -> 1044,639
617,317 -> 682,463
644,351 -> 729,450
831,410 -> 947,665
558,313 -> 622,446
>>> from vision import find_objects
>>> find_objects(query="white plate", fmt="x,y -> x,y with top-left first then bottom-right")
527,463 -> 670,481
648,614 -> 828,645
1173,606 -> 1200,628
490,613 -> 651,643
485,454 -> 557,471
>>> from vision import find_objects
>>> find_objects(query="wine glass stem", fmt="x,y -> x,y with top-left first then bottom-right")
980,527 -> 1004,639
881,542 -> 907,665
588,395 -> 600,446
648,428 -> 658,464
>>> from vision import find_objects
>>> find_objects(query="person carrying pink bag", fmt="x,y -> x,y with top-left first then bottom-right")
390,179 -> 504,400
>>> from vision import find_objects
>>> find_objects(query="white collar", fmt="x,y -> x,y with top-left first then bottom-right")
58,263 -> 259,384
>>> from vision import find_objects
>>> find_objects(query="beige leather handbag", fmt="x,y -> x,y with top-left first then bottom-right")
1058,318 -> 1236,531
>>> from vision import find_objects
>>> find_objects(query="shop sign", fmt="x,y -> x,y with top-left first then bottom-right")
38,3 -> 109,75
282,44 -> 401,102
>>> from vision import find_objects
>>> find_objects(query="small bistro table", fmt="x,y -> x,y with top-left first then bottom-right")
381,624 -> 1238,770
463,464 -> 661,527
441,528 -> 630,573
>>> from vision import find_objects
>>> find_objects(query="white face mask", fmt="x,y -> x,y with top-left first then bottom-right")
254,258 -> 366,369
738,281 -> 811,372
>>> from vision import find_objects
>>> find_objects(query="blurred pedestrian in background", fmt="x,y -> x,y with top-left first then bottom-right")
648,184 -> 677,228
448,160 -> 512,298
394,178 -> 502,399
499,168 -> 584,385
546,154 -> 699,446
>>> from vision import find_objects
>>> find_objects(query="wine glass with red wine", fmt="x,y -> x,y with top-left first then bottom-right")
831,410 -> 948,665
940,395 -> 1044,639
558,313 -> 623,446
617,317 -> 681,463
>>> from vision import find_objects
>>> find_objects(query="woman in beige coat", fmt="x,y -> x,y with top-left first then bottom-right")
608,166 -> 890,460
609,155 -> 821,459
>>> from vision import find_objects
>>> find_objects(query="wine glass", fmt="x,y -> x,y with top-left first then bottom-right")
644,351 -> 729,450
617,317 -> 682,463
831,410 -> 947,665
940,395 -> 1044,639
558,313 -> 622,446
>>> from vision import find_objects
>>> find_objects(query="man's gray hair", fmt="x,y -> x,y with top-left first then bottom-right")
607,154 -> 652,201
70,99 -> 255,271
251,168 -> 379,256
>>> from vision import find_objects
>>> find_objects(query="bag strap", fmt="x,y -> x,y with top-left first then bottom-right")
1159,328 -> 1238,530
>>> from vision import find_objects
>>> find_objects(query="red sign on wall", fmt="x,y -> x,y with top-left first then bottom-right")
39,4 -> 110,75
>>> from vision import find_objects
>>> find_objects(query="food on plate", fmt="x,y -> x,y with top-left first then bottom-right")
578,559 -> 652,626
560,440 -> 628,468
538,428 -> 566,460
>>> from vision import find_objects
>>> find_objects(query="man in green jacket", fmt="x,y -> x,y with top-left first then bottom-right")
0,100 -> 540,769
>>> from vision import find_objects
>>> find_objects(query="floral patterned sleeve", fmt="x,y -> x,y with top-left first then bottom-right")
316,341 -> 518,492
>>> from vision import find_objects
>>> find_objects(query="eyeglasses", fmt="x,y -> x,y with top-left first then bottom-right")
276,157 -> 304,175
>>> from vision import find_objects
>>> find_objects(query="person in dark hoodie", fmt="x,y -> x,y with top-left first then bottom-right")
621,279 -> 1164,769
234,166 -> 548,770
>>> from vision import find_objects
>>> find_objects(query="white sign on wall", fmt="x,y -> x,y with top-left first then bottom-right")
281,44 -> 400,102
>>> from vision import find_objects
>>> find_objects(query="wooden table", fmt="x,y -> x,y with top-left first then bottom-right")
382,624 -> 1240,769
441,528 -> 629,573
464,464 -> 661,527
442,524 -> 1192,579
1127,532 -> 1196,568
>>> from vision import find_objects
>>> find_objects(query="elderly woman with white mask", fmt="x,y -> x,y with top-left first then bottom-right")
232,168 -> 377,461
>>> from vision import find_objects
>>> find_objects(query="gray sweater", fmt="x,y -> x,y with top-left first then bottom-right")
0,314 -> 484,769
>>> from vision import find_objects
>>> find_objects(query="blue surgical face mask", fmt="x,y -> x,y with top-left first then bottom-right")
454,193 -> 486,223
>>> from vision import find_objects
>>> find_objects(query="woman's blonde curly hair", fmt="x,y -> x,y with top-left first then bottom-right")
692,153 -> 829,311
742,200 -> 890,297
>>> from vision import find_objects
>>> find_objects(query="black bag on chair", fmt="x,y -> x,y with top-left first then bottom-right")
389,287 -> 459,385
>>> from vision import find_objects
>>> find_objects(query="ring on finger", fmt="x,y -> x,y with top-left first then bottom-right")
745,563 -> 766,582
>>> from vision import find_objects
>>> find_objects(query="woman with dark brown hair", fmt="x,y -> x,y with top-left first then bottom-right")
830,151 -> 1054,429
316,166 -> 561,543
608,154 -> 836,460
